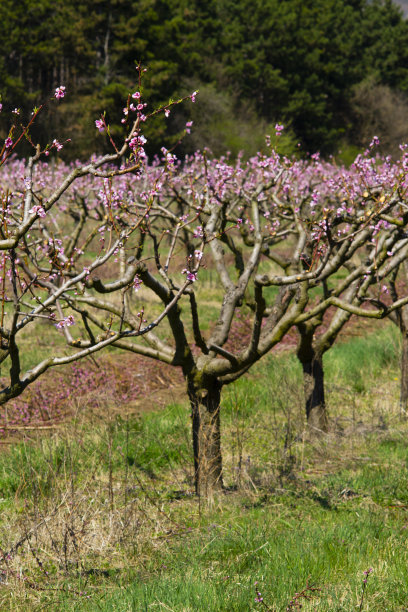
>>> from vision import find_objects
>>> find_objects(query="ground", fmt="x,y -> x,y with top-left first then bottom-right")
0,323 -> 406,610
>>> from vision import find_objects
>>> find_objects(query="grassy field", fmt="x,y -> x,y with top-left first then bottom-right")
0,323 -> 407,610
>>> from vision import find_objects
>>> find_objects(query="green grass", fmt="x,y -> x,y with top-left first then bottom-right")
0,324 -> 406,610
75,501 -> 408,611
49,435 -> 408,611
0,403 -> 190,500
324,323 -> 400,393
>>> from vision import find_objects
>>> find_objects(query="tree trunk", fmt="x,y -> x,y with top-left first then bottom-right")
187,376 -> 223,497
302,354 -> 328,432
400,333 -> 408,416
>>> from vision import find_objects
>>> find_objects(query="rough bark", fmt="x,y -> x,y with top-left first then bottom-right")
301,354 -> 328,432
187,375 -> 223,497
297,322 -> 328,432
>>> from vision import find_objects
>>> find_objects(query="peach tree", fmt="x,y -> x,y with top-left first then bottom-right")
0,78 -> 197,404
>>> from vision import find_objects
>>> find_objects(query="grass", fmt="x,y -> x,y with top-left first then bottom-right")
0,323 -> 407,610
75,497 -> 408,611
324,322 -> 400,393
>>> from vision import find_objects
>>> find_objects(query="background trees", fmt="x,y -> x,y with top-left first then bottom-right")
1,0 -> 408,159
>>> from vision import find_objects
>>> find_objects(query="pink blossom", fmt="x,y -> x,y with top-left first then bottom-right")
132,91 -> 141,100
4,137 -> 13,148
52,139 -> 63,151
186,121 -> 193,134
54,86 -> 66,99
182,269 -> 197,282
275,123 -> 284,135
55,315 -> 75,329
133,275 -> 142,291
191,91 -> 198,103
164,108 -> 170,118
29,205 -> 46,218
193,226 -> 204,238
129,134 -> 147,150
95,119 -> 105,133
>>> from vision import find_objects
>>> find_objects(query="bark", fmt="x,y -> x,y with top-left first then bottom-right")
187,375 -> 223,497
400,333 -> 408,415
301,354 -> 328,432
297,323 -> 328,432
302,356 -> 327,431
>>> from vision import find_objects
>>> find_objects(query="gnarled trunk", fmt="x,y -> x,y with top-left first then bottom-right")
297,324 -> 328,432
301,354 -> 328,432
187,376 -> 223,497
400,333 -> 408,416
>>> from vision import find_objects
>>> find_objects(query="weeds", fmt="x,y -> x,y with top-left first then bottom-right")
358,568 -> 373,611
254,578 -> 322,611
